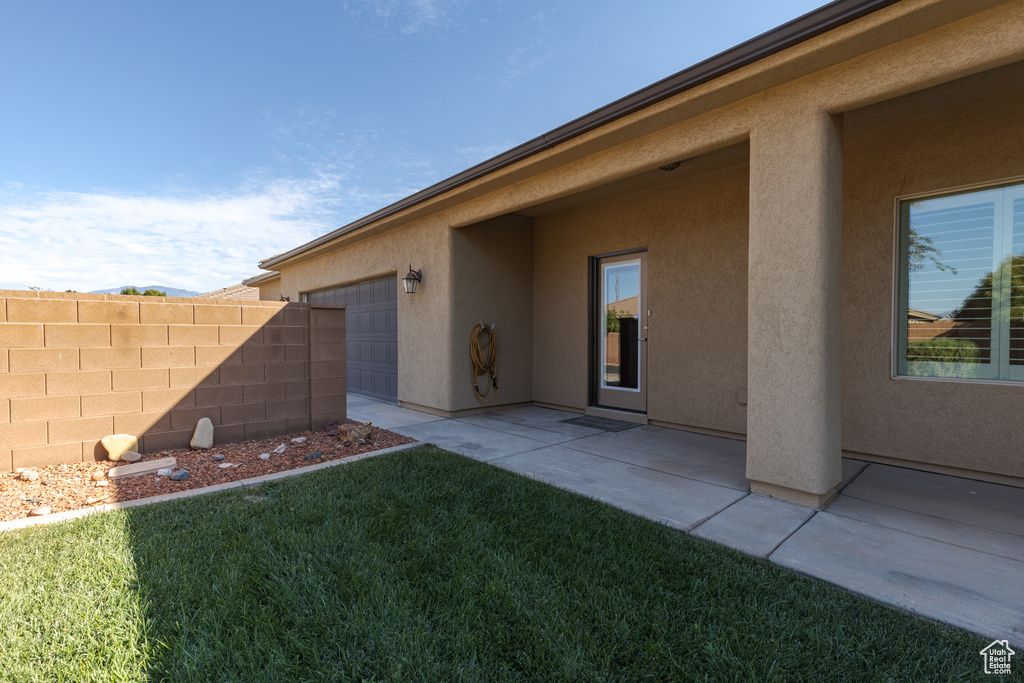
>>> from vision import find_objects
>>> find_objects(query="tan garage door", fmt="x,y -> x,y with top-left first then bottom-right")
305,276 -> 398,402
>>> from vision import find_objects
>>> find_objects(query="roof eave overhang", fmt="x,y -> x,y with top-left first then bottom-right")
243,271 -> 282,286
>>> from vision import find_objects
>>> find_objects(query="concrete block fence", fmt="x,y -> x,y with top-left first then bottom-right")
0,291 -> 346,472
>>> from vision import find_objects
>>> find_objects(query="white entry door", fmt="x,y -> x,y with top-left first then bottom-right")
594,251 -> 647,412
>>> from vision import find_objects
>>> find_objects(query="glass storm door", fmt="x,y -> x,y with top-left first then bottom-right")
595,251 -> 647,412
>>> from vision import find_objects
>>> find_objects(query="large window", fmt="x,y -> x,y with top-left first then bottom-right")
897,181 -> 1024,381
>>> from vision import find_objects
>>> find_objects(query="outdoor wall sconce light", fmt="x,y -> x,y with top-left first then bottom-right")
402,264 -> 422,294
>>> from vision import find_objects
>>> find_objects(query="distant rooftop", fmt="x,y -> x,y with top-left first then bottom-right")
197,282 -> 260,301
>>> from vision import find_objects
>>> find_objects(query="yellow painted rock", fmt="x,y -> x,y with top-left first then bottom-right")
101,434 -> 139,462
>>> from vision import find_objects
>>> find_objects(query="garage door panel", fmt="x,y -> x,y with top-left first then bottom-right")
308,275 -> 398,402
373,279 -> 389,303
359,282 -> 374,305
374,340 -> 389,364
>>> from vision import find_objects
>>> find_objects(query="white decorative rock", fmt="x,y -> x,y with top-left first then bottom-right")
94,480 -> 109,487
291,437 -> 307,444
259,453 -> 271,460
101,434 -> 139,462
28,507 -> 51,516
20,471 -> 39,482
190,418 -> 214,449
91,471 -> 106,481
120,451 -> 142,463
274,444 -> 287,454
157,468 -> 173,477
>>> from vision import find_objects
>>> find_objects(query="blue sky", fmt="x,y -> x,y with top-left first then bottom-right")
0,0 -> 824,293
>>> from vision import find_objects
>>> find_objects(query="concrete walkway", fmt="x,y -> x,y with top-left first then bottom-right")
348,394 -> 1024,647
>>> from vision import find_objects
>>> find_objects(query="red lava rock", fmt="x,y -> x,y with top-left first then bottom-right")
0,420 -> 414,521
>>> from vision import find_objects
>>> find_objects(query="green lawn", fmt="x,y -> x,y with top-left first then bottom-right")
0,446 -> 993,681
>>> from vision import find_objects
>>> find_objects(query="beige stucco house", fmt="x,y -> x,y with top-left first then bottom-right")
246,0 -> 1024,506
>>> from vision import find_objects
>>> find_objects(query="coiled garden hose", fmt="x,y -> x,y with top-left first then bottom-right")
471,323 -> 499,402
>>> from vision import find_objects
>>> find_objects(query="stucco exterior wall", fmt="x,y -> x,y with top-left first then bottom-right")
451,215 -> 535,412
842,84 -> 1024,480
256,278 -> 282,302
533,162 -> 749,433
275,218 -> 456,411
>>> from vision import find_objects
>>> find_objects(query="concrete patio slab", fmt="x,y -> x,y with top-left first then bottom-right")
393,419 -> 546,462
587,426 -> 748,471
841,464 -> 1024,537
838,459 -> 869,491
455,414 -> 581,445
346,400 -> 397,415
484,406 -> 586,423
771,511 -> 1024,647
493,445 -> 747,531
692,493 -> 815,557
563,437 -> 750,490
349,405 -> 444,429
482,406 -> 606,438
826,495 -> 1024,564
346,394 -> 386,407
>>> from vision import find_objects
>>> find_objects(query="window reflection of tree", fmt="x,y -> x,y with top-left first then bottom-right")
908,224 -> 957,274
941,254 -> 1024,364
905,219 -> 980,369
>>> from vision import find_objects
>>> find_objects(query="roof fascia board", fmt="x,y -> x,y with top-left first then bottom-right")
259,0 -> 899,270
243,271 -> 281,286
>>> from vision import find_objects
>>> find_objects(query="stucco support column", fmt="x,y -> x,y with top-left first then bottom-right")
746,107 -> 843,508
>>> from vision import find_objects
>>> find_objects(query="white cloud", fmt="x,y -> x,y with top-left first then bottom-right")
0,175 -> 397,293
497,9 -> 558,88
499,43 -> 556,87
344,0 -> 468,35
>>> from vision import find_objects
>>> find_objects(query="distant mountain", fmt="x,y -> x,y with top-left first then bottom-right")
89,285 -> 201,298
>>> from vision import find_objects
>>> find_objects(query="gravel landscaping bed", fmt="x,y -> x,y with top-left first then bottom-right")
0,420 -> 415,522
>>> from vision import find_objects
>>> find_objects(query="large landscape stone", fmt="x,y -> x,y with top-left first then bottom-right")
109,457 -> 177,480
190,418 -> 214,449
101,434 -> 139,462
